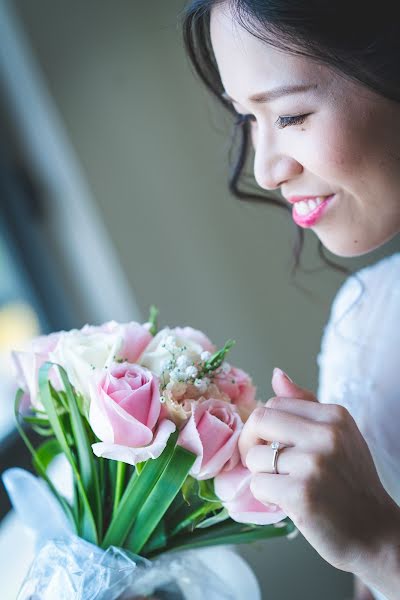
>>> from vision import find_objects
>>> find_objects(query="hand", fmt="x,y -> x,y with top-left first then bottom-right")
239,368 -> 400,580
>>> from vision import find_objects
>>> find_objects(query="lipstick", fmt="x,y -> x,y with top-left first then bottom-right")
292,194 -> 335,227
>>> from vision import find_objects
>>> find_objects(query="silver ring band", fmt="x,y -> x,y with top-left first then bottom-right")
271,441 -> 281,474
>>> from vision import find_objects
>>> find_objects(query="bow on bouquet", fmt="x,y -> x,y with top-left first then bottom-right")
5,308 -> 295,597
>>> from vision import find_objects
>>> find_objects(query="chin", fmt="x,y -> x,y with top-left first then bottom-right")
317,236 -> 383,258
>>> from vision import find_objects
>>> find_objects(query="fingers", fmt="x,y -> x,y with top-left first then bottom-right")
265,396 -> 330,421
246,443 -> 292,475
239,406 -> 323,464
239,367 -> 350,467
250,471 -> 298,512
246,443 -> 316,477
271,368 -> 318,402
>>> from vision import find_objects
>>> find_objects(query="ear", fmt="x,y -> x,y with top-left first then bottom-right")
271,368 -> 318,402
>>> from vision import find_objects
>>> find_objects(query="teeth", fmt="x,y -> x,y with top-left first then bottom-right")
294,196 -> 326,216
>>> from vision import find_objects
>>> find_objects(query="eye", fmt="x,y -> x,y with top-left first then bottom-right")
275,114 -> 310,129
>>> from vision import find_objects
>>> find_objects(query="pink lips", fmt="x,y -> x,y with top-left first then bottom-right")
291,195 -> 335,227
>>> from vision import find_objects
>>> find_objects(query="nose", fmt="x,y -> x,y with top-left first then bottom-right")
253,135 -> 303,191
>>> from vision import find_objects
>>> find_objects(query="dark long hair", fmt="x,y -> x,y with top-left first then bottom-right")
180,0 -> 399,277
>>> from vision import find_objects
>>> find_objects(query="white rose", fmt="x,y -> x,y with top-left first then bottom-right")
140,327 -> 205,378
52,326 -> 123,404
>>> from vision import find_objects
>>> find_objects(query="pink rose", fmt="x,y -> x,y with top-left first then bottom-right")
214,464 -> 286,525
11,331 -> 63,410
81,320 -> 152,363
178,398 -> 242,480
214,366 -> 257,411
52,320 -> 153,403
172,327 -> 216,354
90,362 -> 175,465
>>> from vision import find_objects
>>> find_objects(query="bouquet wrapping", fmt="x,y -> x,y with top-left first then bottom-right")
3,309 -> 295,598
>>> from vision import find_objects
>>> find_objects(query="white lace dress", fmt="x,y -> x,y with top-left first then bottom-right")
317,252 -> 400,600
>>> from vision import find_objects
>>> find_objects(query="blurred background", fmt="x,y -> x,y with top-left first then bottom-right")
0,1 -> 398,598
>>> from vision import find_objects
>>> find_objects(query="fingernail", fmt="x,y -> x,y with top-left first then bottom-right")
273,367 -> 293,382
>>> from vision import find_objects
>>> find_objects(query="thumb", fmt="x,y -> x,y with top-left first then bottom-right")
271,367 -> 318,402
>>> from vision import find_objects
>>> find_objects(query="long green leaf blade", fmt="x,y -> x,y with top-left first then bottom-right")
33,438 -> 62,472
57,366 -> 102,536
38,363 -> 98,544
13,389 -> 76,531
125,445 -> 196,554
101,430 -> 178,549
163,518 -> 295,555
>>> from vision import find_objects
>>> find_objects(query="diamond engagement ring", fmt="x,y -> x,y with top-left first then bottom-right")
271,441 -> 281,474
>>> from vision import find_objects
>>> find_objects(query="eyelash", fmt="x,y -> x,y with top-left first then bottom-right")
234,113 -> 310,129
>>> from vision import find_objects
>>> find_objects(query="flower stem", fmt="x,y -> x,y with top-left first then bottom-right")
113,461 -> 127,515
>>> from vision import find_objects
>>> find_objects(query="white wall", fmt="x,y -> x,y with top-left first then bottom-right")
7,0 -> 400,597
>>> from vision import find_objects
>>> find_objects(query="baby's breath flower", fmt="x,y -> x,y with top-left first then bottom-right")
221,362 -> 231,374
161,359 -> 174,372
170,368 -> 185,382
200,351 -> 212,362
194,378 -> 208,393
185,365 -> 198,379
176,355 -> 191,369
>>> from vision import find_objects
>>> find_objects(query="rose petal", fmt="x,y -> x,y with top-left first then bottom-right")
197,411 -> 232,464
100,387 -> 153,447
91,419 -> 176,465
214,464 -> 286,525
178,399 -> 243,480
119,322 -> 153,363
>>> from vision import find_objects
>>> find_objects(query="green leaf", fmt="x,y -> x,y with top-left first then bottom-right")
169,500 -> 217,537
23,415 -> 50,426
56,365 -> 102,537
101,430 -> 179,549
163,518 -> 296,555
148,305 -> 159,337
198,479 -> 221,503
33,438 -> 62,472
13,389 -> 77,532
141,520 -> 167,556
39,363 -> 98,544
202,340 -> 236,374
135,461 -> 146,475
31,424 -> 55,437
165,477 -> 216,532
125,445 -> 196,555
195,507 -> 230,529
112,461 -> 127,515
180,475 -> 197,504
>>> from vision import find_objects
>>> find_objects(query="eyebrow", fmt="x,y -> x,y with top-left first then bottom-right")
222,83 -> 318,105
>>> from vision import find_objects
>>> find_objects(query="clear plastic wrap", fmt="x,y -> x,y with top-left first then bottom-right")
3,468 -> 238,600
17,536 -> 235,600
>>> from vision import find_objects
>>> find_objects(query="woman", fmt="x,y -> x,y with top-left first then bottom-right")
181,1 -> 400,598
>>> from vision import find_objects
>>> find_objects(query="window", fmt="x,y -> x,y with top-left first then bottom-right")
0,157 -> 72,521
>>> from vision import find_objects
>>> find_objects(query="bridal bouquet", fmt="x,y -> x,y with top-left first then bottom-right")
4,308 -> 294,599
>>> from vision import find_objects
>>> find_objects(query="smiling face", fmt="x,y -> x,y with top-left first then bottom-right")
210,4 -> 400,256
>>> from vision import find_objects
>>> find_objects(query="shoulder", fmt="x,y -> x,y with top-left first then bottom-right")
329,252 -> 400,324
317,252 -> 400,379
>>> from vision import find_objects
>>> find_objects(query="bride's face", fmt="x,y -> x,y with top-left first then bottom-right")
210,4 -> 400,257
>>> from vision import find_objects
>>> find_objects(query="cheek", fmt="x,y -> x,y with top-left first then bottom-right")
302,120 -> 369,184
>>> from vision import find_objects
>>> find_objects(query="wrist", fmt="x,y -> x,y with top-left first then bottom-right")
356,498 -> 400,599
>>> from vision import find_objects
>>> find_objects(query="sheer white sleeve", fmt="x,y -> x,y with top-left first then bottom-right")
317,253 -> 400,600
317,252 -> 400,506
